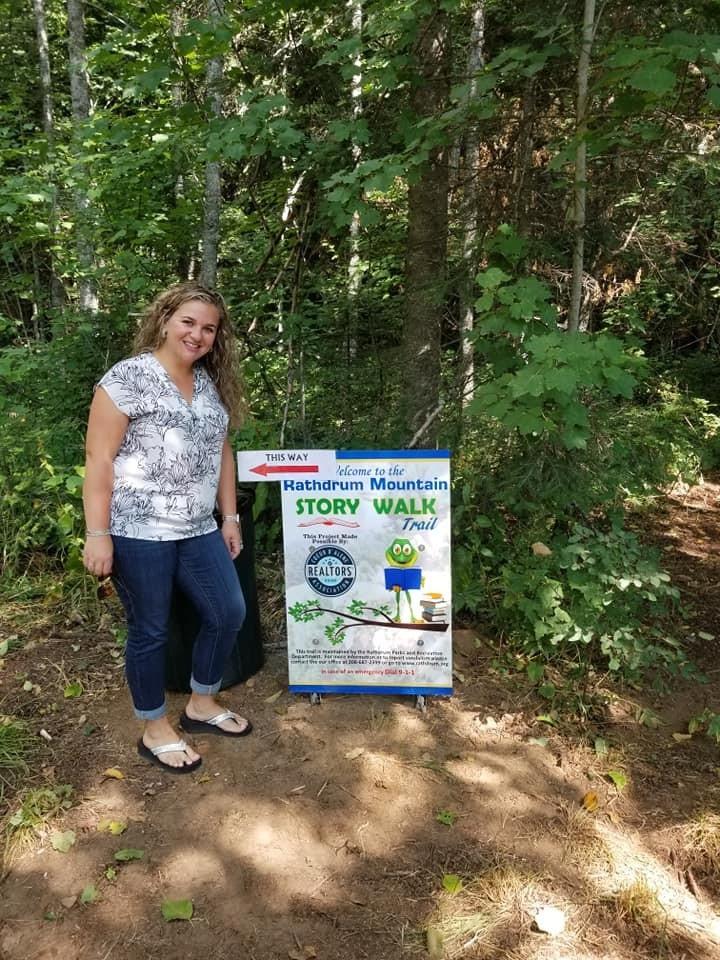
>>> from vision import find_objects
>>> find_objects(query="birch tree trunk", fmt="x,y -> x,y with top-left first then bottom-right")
199,0 -> 223,288
401,5 -> 450,444
32,0 -> 54,139
66,0 -> 98,313
457,1 -> 485,409
347,0 -> 363,352
32,0 -> 65,312
567,0 -> 596,333
170,5 -> 193,280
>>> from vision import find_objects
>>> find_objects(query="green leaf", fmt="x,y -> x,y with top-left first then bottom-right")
98,819 -> 127,835
536,714 -> 557,726
630,63 -> 676,95
607,770 -> 628,790
707,715 -> 720,743
477,267 -> 510,289
435,809 -> 457,827
538,682 -> 556,700
707,86 -> 720,108
50,830 -> 76,853
637,708 -> 662,729
161,898 -> 194,921
594,737 -> 608,756
64,680 -> 83,699
527,662 -> 544,684
441,873 -> 463,894
80,884 -> 99,904
0,638 -> 8,656
114,848 -> 144,862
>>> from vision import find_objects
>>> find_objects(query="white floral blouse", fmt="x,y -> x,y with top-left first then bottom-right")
99,353 -> 229,540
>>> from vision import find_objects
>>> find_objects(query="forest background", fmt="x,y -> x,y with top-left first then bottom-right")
1,0 -> 720,717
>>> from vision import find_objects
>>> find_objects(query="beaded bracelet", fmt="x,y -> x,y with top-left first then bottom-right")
85,529 -> 111,537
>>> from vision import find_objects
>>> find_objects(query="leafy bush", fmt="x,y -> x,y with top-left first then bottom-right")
452,228 -> 714,685
499,522 -> 684,679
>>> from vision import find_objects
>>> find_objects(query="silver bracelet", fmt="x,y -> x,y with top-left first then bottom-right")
221,514 -> 240,524
86,529 -> 111,537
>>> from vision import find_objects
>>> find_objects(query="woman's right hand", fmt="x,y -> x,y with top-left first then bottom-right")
83,535 -> 114,578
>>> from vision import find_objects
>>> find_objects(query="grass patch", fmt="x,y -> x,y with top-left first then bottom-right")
2,783 -> 74,873
0,717 -> 33,804
681,811 -> 720,886
425,865 -> 540,959
614,877 -> 666,929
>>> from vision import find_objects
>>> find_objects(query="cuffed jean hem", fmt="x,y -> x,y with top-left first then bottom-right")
190,675 -> 223,696
133,701 -> 167,721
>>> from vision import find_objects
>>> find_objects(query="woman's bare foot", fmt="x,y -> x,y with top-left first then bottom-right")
184,693 -> 251,734
142,716 -> 201,768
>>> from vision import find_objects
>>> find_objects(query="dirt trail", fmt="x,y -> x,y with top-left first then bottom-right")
1,481 -> 720,960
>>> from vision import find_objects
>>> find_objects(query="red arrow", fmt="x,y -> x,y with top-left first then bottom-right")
250,462 -> 320,477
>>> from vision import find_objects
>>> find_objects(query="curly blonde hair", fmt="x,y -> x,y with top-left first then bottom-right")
133,282 -> 245,427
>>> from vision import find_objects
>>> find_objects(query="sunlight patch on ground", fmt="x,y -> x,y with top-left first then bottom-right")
589,819 -> 720,948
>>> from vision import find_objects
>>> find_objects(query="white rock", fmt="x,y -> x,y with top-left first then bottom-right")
532,905 -> 566,936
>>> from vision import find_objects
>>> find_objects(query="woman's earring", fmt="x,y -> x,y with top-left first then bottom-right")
161,327 -> 168,340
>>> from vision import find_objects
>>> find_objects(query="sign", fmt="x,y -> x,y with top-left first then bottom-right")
237,449 -> 452,697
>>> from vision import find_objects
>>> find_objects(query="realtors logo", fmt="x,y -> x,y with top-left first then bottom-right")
305,545 -> 356,597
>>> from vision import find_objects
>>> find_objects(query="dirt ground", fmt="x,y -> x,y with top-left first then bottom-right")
2,481 -> 720,960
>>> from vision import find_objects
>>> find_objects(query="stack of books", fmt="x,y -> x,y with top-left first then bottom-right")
421,595 -> 448,623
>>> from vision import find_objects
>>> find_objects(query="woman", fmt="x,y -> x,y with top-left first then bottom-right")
83,282 -> 252,774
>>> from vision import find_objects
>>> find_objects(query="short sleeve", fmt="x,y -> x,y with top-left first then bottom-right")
98,357 -> 155,419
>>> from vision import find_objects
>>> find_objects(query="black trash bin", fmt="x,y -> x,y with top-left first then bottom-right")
164,487 -> 264,692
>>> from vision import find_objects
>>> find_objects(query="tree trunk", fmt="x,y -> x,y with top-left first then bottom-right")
401,6 -> 450,444
347,0 -> 363,344
568,0 -> 596,333
66,0 -> 98,314
199,0 -> 224,288
457,1 -> 485,410
511,77 -> 536,235
32,0 -> 65,313
170,5 -> 193,280
32,0 -> 54,139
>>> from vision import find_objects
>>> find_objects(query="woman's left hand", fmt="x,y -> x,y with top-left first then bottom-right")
221,519 -> 243,559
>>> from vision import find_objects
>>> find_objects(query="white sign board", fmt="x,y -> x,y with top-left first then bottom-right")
237,449 -> 452,697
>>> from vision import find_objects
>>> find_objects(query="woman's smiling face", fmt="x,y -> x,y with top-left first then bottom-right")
159,299 -> 221,368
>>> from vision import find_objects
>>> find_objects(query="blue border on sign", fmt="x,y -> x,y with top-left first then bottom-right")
289,684 -> 453,696
336,449 -> 451,460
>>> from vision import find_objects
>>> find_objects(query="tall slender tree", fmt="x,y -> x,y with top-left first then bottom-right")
568,0 -> 597,333
66,0 -> 97,313
456,2 -> 485,410
200,0 -> 224,288
31,0 -> 64,312
401,4 -> 451,443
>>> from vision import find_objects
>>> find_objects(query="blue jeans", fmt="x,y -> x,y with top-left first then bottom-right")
111,530 -> 246,720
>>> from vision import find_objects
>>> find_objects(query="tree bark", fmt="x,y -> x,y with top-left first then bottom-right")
66,0 -> 98,313
511,77 -> 536,235
32,0 -> 54,139
170,5 -> 193,280
347,0 -> 363,343
568,0 -> 596,333
401,5 -> 450,444
199,0 -> 224,288
32,0 -> 65,312
457,2 -> 485,410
